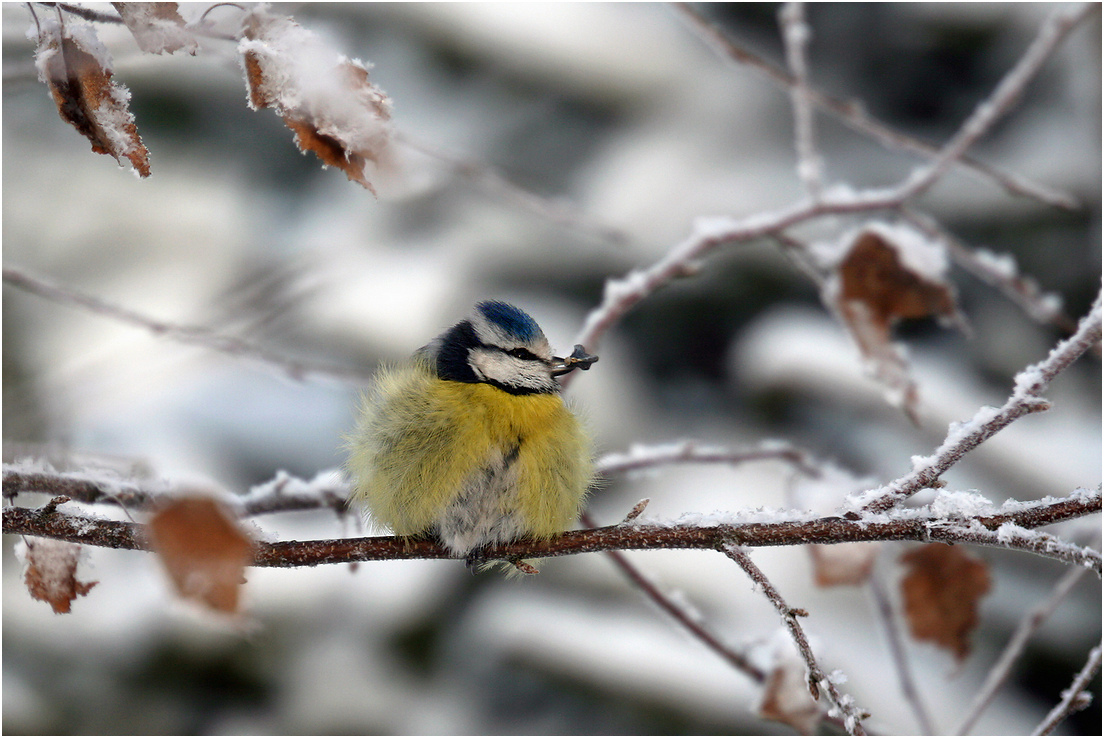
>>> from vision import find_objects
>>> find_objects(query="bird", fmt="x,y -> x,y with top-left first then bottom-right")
345,300 -> 598,572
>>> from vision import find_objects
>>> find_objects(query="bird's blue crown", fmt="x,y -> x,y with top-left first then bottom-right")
477,300 -> 541,342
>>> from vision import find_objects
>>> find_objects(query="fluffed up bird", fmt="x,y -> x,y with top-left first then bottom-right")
345,300 -> 598,572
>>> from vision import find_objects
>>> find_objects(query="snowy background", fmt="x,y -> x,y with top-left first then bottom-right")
3,2 -> 1100,735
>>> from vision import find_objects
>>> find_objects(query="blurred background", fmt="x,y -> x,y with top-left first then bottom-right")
3,2 -> 1100,734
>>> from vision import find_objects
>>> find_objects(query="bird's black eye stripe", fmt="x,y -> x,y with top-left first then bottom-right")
505,347 -> 538,361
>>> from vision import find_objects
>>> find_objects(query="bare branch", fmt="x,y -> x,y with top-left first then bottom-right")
396,133 -> 632,247
722,544 -> 867,735
2,265 -> 373,386
868,570 -> 936,734
855,287 -> 1102,513
956,565 -> 1090,735
1031,643 -> 1102,736
580,510 -> 764,682
671,2 -> 1088,211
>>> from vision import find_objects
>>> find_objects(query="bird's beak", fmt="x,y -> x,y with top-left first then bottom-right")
551,344 -> 599,376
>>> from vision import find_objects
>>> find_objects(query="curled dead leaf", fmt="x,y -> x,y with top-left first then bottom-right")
239,9 -> 393,194
147,495 -> 254,614
899,543 -> 991,661
828,223 -> 963,422
33,19 -> 151,177
112,2 -> 198,55
19,537 -> 98,614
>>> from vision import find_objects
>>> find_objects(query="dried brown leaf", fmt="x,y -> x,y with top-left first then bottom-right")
34,20 -> 151,177
900,543 -> 992,661
147,496 -> 254,614
832,225 -> 962,421
759,659 -> 821,734
809,541 -> 879,587
20,537 -> 98,614
112,2 -> 198,55
239,9 -> 392,194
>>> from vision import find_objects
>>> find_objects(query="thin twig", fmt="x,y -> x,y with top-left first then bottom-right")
895,2 -> 1098,203
2,265 -> 373,386
670,2 -> 1088,211
580,512 -> 766,682
722,544 -> 867,735
855,287 -> 1102,513
396,132 -> 632,247
956,565 -> 1090,735
927,520 -> 1102,574
779,2 -> 823,199
868,569 -> 937,734
902,208 -> 1080,334
596,440 -> 824,479
1030,643 -> 1102,736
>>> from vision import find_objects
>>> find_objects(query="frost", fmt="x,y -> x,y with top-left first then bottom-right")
930,490 -> 995,519
239,7 -> 393,192
114,3 -> 198,55
827,669 -> 848,685
995,521 -> 1033,543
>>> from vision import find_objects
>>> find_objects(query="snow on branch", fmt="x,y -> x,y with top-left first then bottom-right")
956,565 -> 1090,734
1031,643 -> 1102,736
723,544 -> 868,735
893,2 -> 1099,203
5,478 -> 1097,569
852,287 -> 1102,513
672,2 -> 1088,211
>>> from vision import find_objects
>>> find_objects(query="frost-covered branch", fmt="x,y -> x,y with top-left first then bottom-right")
722,544 -> 867,735
670,1 -> 1086,211
596,440 -> 824,479
581,513 -> 764,683
893,2 -> 1098,203
3,463 -> 350,518
1031,643 -> 1102,736
903,208 -> 1079,333
928,520 -> 1102,573
779,2 -> 823,200
955,565 -> 1090,735
6,482 -> 1097,567
854,287 -> 1102,513
2,265 -> 372,386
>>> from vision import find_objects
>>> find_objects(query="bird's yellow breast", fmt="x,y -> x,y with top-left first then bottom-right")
346,361 -> 592,541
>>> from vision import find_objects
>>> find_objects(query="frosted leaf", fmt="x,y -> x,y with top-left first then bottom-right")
112,2 -> 198,55
239,7 -> 393,194
32,18 -> 150,177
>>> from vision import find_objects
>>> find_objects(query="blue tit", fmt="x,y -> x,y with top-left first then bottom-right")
345,300 -> 598,570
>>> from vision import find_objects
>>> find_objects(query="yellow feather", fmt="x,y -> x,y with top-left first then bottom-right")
344,359 -> 592,546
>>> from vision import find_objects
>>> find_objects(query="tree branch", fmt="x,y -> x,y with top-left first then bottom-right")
854,287 -> 1102,513
722,544 -> 867,735
2,265 -> 372,386
671,2 -> 1090,211
5,487 -> 1097,570
1031,643 -> 1102,736
779,2 -> 823,199
956,564 -> 1090,735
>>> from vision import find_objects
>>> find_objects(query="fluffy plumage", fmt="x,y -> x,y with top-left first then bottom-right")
345,302 -> 594,568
